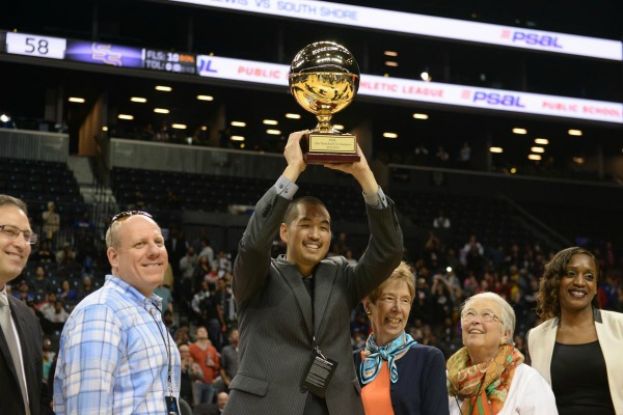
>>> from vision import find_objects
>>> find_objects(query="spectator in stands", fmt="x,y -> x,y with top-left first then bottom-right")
43,299 -> 69,323
77,275 -> 95,298
458,142 -> 471,168
142,123 -> 156,141
423,231 -> 442,270
41,201 -> 60,242
55,243 -> 76,265
30,265 -> 53,302
155,121 -> 171,142
528,247 -> 623,414
194,256 -> 215,291
430,273 -> 456,325
216,250 -> 232,273
163,261 -> 174,291
175,326 -> 191,346
218,328 -> 240,392
34,239 -> 54,263
462,271 -> 479,298
460,234 -> 485,273
37,291 -> 57,315
178,246 -> 198,317
179,343 -> 204,407
192,280 -> 210,320
191,279 -> 223,347
221,276 -> 236,327
154,282 -> 173,316
413,143 -> 429,164
189,326 -> 220,406
180,246 -> 199,281
227,131 -> 403,415
195,391 -> 229,415
199,238 -> 216,269
167,226 -> 188,277
42,337 -> 55,382
333,231 -> 350,256
344,249 -> 357,266
58,279 -> 78,306
15,279 -> 34,303
447,292 -> 557,414
54,210 -> 181,414
435,146 -> 450,165
358,262 -> 449,414
0,194 -> 46,415
433,210 -> 451,230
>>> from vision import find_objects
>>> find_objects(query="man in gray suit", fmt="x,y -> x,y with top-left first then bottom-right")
225,131 -> 403,415
0,195 -> 45,415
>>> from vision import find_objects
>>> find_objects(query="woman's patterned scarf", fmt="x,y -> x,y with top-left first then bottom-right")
360,331 -> 417,384
447,344 -> 524,415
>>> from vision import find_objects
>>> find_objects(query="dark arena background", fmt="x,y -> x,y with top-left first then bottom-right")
1,0 -> 622,412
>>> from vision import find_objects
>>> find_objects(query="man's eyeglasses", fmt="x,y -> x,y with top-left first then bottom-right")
0,224 -> 38,245
461,309 -> 501,324
111,210 -> 153,224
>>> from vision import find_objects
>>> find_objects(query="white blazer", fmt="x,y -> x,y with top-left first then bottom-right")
527,309 -> 623,415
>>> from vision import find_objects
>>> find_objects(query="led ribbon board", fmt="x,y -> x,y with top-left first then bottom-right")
4,31 -> 621,123
167,0 -> 622,61
196,55 -> 623,124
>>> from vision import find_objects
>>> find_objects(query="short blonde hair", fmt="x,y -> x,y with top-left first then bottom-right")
105,220 -> 124,248
367,261 -> 415,304
462,292 -> 515,336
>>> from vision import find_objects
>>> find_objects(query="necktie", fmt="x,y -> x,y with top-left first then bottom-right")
302,276 -> 313,298
0,295 -> 31,415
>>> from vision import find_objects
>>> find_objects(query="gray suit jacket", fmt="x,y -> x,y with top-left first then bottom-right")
225,186 -> 403,415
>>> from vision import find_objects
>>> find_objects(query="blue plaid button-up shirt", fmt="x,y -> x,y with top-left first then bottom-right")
54,275 -> 181,415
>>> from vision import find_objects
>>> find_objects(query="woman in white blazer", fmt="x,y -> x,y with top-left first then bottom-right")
528,247 -> 623,415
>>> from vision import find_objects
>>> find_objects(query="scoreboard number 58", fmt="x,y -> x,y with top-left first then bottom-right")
6,32 -> 66,60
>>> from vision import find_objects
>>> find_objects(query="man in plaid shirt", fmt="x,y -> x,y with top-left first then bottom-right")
54,211 -> 181,414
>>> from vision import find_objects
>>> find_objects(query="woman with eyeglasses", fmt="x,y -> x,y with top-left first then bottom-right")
358,262 -> 449,415
447,292 -> 557,415
528,247 -> 623,415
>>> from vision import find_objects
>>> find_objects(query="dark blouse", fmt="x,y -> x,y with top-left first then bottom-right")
551,340 -> 615,415
357,344 -> 449,415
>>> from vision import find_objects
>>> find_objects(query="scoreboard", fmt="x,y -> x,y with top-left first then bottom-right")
5,32 -> 66,60
4,31 -> 194,73
143,49 -> 196,74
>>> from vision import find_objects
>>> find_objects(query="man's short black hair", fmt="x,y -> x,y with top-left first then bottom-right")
283,196 -> 329,225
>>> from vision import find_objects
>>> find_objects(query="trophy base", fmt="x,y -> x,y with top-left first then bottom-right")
304,152 -> 361,164
303,132 -> 360,165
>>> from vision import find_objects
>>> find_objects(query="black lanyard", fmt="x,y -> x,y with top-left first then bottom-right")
149,303 -> 173,397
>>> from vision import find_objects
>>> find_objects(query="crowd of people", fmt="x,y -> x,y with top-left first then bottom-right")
0,131 -> 622,415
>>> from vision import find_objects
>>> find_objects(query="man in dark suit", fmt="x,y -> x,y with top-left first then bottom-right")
225,131 -> 404,415
0,195 -> 44,415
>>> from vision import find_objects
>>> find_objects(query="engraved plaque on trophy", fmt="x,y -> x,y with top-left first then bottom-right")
288,41 -> 360,164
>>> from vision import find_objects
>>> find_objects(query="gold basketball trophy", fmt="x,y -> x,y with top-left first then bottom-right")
289,41 -> 360,164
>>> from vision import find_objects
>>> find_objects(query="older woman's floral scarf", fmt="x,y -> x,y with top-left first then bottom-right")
447,344 -> 524,415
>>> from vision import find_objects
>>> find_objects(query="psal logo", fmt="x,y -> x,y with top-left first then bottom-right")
467,90 -> 526,108
197,56 -> 218,75
501,29 -> 562,49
